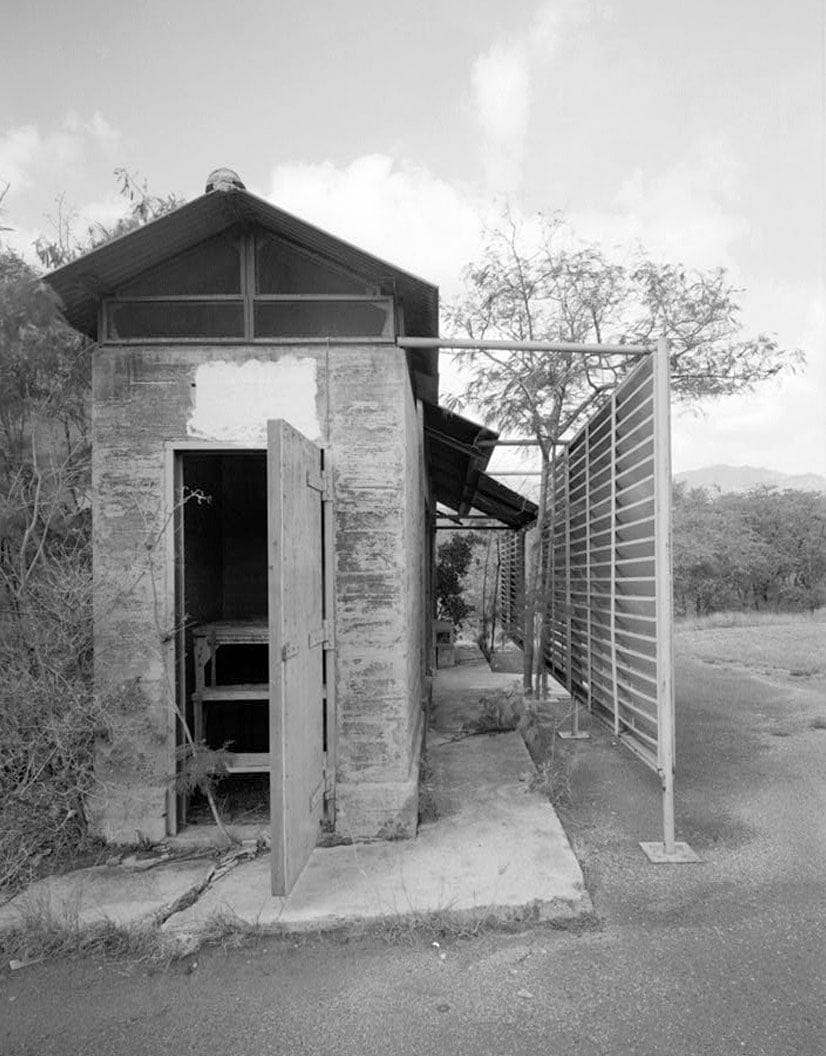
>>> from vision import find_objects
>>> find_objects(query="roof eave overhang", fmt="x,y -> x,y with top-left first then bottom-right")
471,472 -> 538,528
424,405 -> 536,528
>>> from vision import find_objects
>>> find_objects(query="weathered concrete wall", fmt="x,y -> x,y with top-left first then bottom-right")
92,346 -> 326,841
403,387 -> 426,800
91,342 -> 425,843
325,347 -> 424,837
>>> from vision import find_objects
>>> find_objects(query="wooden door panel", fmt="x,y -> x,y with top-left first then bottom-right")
268,420 -> 324,896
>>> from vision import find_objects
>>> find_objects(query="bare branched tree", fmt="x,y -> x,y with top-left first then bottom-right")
445,211 -> 805,694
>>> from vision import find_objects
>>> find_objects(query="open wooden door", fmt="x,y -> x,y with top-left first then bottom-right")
268,420 -> 325,896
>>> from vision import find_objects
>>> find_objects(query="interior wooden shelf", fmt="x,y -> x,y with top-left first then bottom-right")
223,751 -> 270,774
191,622 -> 271,758
196,684 -> 270,702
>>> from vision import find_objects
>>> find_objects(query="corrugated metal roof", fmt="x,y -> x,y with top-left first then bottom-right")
424,403 -> 493,517
472,473 -> 538,528
424,405 -> 536,527
42,185 -> 440,340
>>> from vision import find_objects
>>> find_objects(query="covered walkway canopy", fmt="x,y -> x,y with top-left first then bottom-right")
422,403 -> 537,529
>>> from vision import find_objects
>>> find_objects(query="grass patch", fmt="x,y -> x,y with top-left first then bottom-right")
675,610 -> 826,677
676,609 -> 826,632
376,909 -> 501,944
461,685 -> 577,809
417,755 -> 438,826
519,705 -> 576,808
0,901 -> 267,967
371,900 -> 594,945
188,909 -> 266,952
528,754 -> 573,807
0,904 -> 178,967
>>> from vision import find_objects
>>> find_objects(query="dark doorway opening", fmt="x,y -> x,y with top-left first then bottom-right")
177,450 -> 270,827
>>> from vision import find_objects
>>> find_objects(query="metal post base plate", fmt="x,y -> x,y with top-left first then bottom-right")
640,841 -> 700,864
558,731 -> 591,740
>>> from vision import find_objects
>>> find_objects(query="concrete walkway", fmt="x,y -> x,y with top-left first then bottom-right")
1,652 -> 590,949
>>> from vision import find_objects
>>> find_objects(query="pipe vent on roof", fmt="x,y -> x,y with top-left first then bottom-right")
205,168 -> 245,193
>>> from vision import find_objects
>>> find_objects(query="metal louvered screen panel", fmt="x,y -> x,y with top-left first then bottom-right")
499,530 -> 525,644
541,349 -> 672,772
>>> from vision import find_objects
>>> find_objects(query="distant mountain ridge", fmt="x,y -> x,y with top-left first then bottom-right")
675,465 -> 826,494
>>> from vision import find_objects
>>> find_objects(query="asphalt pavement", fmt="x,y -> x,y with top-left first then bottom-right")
2,652 -> 824,1056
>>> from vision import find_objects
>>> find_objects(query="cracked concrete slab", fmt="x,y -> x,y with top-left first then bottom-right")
0,857 -> 216,932
4,654 -> 590,951
161,729 -> 591,945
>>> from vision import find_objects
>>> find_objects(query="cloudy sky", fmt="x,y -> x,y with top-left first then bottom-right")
2,0 -> 823,477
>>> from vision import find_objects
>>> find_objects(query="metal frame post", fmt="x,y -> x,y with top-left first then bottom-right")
585,422 -> 593,713
609,393 -> 620,737
559,444 -> 589,739
640,338 -> 698,863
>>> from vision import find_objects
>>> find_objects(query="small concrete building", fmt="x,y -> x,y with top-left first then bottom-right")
45,169 -> 535,893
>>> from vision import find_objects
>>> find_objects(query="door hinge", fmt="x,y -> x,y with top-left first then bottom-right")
306,468 -> 330,499
309,619 -> 334,650
281,641 -> 300,661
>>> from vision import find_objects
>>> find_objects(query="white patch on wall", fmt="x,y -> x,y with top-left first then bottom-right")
187,357 -> 320,444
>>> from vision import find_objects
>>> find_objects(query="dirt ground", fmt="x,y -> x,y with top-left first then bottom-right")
2,617 -> 825,1056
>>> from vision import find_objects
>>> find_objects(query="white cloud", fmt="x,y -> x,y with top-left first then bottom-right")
0,119 -> 93,191
568,140 -> 825,474
530,0 -> 590,48
0,113 -> 123,196
84,112 -> 122,157
672,286 -> 826,475
0,113 -> 128,264
0,125 -> 42,189
574,137 -> 750,270
266,154 -> 493,297
470,42 -> 531,194
468,1 -> 590,193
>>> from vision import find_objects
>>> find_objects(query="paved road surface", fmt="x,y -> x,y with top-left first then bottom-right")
3,654 -> 824,1055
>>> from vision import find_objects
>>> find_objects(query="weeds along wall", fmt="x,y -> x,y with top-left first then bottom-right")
500,348 -> 674,772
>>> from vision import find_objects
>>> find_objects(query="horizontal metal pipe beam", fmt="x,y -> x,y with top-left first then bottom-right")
435,524 -> 522,531
477,438 -> 570,447
424,426 -> 487,460
397,337 -> 650,356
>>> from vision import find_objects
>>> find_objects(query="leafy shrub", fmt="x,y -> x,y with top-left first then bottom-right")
462,687 -> 521,734
0,523 -> 106,894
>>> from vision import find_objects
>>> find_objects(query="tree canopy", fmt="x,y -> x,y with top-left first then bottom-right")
673,484 -> 826,614
0,171 -> 184,595
445,211 -> 804,448
435,533 -> 483,628
444,210 -> 807,692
